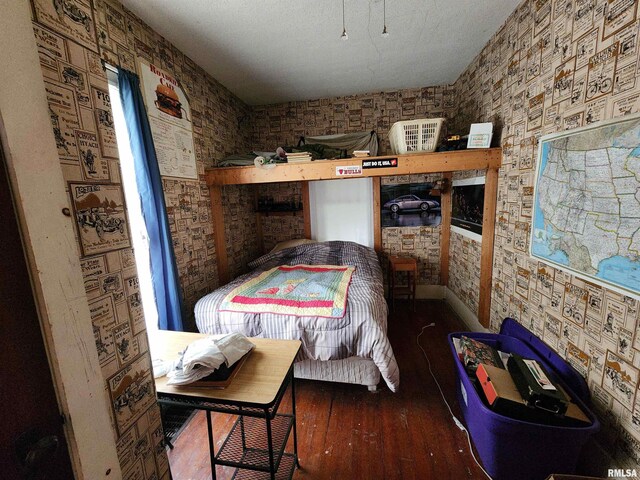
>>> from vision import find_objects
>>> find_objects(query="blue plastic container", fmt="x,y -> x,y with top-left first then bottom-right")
448,318 -> 600,480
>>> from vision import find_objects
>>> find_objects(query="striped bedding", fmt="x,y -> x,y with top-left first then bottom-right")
195,241 -> 400,392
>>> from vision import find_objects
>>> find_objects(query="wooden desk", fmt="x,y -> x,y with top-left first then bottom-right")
151,331 -> 301,479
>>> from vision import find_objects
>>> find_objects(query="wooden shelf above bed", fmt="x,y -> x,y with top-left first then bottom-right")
205,148 -> 502,186
206,147 -> 502,328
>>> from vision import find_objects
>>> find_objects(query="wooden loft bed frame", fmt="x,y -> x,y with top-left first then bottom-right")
204,148 -> 502,327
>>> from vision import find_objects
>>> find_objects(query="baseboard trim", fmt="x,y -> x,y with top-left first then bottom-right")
444,288 -> 488,332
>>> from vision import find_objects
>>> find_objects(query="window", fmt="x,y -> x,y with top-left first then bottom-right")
107,70 -> 159,332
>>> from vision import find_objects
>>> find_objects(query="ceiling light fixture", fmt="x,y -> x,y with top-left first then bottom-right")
382,0 -> 389,37
341,0 -> 348,40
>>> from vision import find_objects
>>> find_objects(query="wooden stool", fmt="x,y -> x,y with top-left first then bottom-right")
388,256 -> 417,311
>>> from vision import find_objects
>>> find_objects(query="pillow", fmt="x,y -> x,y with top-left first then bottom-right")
270,238 -> 316,253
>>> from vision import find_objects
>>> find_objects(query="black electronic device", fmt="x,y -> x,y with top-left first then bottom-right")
507,353 -> 568,415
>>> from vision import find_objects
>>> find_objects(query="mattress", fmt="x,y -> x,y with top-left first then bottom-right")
294,357 -> 381,391
195,241 -> 399,392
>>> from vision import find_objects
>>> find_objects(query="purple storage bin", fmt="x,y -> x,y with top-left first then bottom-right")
448,318 -> 600,480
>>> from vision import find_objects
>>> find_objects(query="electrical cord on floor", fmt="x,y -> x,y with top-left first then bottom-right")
417,323 -> 493,480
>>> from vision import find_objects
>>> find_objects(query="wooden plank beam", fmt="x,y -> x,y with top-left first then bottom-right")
253,186 -> 264,254
301,181 -> 312,239
372,177 -> 382,252
206,148 -> 502,186
478,167 -> 499,328
439,173 -> 452,287
209,184 -> 229,285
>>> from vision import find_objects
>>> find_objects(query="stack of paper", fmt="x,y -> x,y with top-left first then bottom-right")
467,123 -> 493,148
352,150 -> 370,157
286,152 -> 313,163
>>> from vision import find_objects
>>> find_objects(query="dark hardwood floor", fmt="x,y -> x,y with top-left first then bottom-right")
167,300 -> 488,479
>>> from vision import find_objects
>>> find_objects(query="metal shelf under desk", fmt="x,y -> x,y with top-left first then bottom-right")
152,331 -> 302,480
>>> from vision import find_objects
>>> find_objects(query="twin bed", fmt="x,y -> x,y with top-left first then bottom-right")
194,240 -> 399,392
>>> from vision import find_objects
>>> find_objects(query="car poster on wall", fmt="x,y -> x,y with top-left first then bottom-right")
380,182 -> 441,227
68,182 -> 131,256
138,59 -> 197,179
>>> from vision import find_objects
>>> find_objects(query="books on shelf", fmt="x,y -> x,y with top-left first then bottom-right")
285,152 -> 312,163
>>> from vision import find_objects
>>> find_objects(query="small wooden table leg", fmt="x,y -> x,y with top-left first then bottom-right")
411,268 -> 416,312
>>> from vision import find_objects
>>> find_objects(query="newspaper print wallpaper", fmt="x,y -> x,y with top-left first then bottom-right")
452,0 -> 640,468
448,231 -> 482,315
29,0 -> 252,477
222,184 -> 261,280
250,93 -> 455,287
250,86 -> 456,154
222,182 -> 308,274
257,182 -> 306,254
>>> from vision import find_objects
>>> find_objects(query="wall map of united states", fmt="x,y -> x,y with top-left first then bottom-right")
532,115 -> 640,294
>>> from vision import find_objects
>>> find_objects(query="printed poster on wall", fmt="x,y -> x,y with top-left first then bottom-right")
33,0 -> 98,53
138,59 -> 197,179
107,354 -> 155,435
380,182 -> 442,227
69,182 -> 131,257
451,176 -> 485,241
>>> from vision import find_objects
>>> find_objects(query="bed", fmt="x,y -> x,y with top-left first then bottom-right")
194,240 -> 399,392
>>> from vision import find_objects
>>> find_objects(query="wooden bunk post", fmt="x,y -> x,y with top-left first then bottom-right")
372,177 -> 382,252
478,166 -> 499,328
253,186 -> 264,254
209,184 -> 230,285
439,173 -> 452,287
301,181 -> 312,239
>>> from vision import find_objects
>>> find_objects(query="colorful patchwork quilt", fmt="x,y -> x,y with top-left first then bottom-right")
219,264 -> 355,318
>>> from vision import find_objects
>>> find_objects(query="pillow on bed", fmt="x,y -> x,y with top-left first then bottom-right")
270,238 -> 316,253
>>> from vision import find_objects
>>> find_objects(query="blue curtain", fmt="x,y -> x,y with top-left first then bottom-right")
117,68 -> 183,331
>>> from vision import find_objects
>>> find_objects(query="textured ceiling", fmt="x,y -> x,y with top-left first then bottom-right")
120,0 -> 521,105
